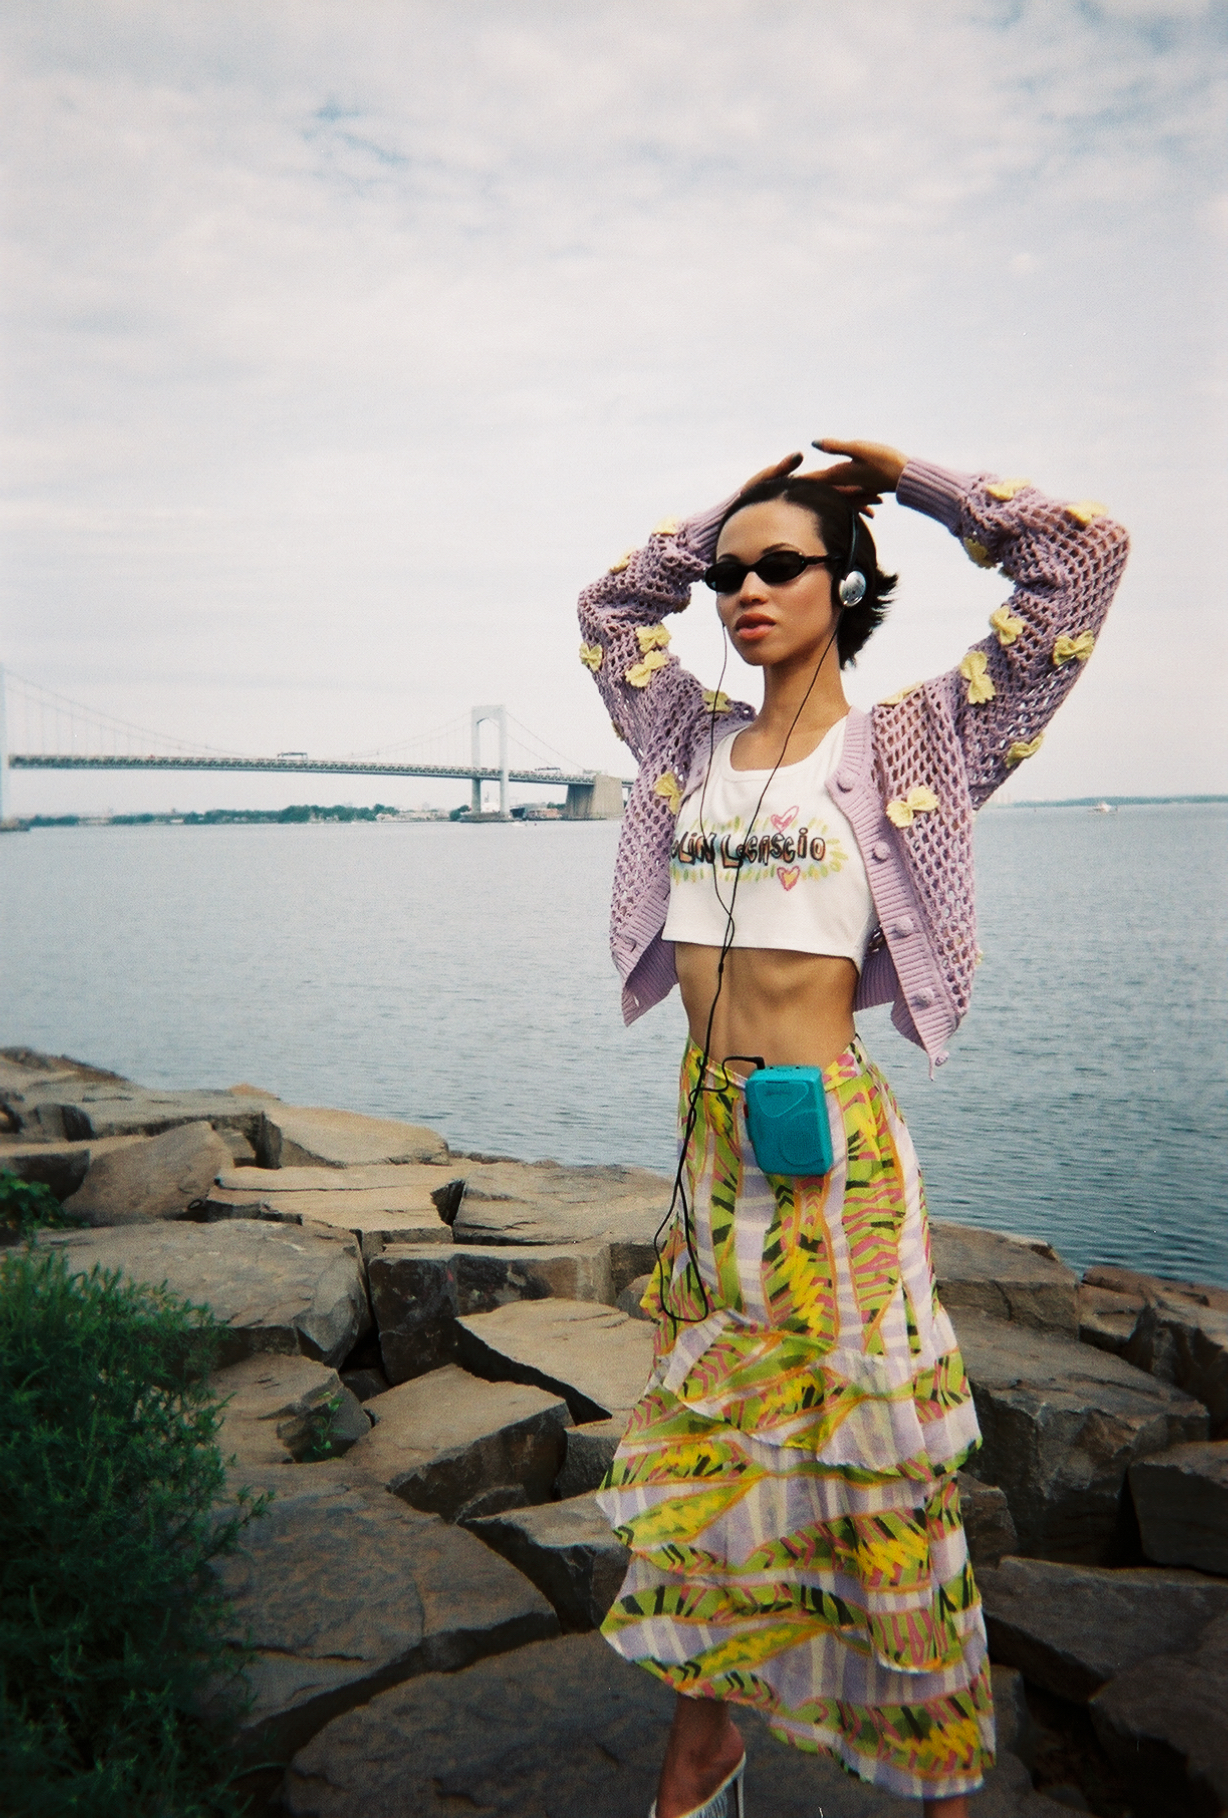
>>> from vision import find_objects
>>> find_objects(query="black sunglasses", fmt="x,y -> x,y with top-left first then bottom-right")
702,550 -> 836,594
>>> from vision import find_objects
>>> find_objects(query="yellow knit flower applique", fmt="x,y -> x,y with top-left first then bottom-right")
959,649 -> 996,704
636,624 -> 671,653
625,649 -> 670,688
885,786 -> 939,828
578,642 -> 603,672
608,547 -> 636,574
990,604 -> 1025,646
878,680 -> 924,707
986,478 -> 1030,502
651,516 -> 680,537
1066,500 -> 1107,528
1052,631 -> 1095,667
701,688 -> 732,714
1005,734 -> 1044,768
963,537 -> 997,569
653,770 -> 682,815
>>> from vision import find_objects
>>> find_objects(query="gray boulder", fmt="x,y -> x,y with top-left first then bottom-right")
369,1243 -> 616,1385
211,1354 -> 370,1472
37,1219 -> 370,1368
555,1416 -> 628,1498
955,1311 -> 1208,1561
931,1222 -> 1078,1336
617,1272 -> 654,1320
1084,1263 -> 1228,1313
1077,1281 -> 1143,1356
61,1121 -> 233,1225
210,1477 -> 557,1769
344,1364 -> 572,1520
254,1106 -> 448,1168
465,1492 -> 630,1631
0,1133 -> 149,1201
456,1299 -> 656,1424
956,1471 -> 1018,1569
449,1157 -> 669,1292
1129,1440 -> 1228,1576
1089,1612 -> 1228,1818
1126,1299 -> 1228,1436
978,1556 -> 1228,1702
281,1629 -> 1065,1818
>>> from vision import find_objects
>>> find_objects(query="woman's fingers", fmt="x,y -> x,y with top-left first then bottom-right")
739,451 -> 803,493
811,438 -> 907,490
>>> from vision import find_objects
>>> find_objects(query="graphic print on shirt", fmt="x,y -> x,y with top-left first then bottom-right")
670,804 -> 851,894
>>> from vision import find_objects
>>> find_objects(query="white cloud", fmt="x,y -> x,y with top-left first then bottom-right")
1,0 -> 1225,809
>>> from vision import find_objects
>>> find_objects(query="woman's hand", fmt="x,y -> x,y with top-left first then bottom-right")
804,437 -> 908,514
738,451 -> 805,493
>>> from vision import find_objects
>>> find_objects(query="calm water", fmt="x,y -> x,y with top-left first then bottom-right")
1,805 -> 1225,1285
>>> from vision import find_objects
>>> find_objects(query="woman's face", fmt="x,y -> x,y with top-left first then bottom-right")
712,500 -> 837,669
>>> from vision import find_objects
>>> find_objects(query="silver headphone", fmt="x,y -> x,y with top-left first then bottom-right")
837,509 -> 867,608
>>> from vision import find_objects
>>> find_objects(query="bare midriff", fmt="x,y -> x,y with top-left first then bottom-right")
672,944 -> 859,1074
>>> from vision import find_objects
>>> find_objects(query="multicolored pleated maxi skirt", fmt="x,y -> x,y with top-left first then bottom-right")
596,1039 -> 995,1802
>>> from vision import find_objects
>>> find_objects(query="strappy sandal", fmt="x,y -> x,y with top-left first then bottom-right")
649,1752 -> 746,1818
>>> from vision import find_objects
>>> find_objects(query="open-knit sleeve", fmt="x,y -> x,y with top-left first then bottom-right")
576,496 -> 752,766
885,462 -> 1130,810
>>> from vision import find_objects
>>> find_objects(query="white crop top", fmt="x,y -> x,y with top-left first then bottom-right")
662,717 -> 878,967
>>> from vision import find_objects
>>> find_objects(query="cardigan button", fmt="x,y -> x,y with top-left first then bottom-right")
834,772 -> 852,792
871,841 -> 891,861
891,916 -> 916,937
913,988 -> 935,1009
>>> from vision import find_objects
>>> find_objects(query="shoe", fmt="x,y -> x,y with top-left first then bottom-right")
649,1752 -> 746,1818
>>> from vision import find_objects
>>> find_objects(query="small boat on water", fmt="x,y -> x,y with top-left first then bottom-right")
1091,800 -> 1115,814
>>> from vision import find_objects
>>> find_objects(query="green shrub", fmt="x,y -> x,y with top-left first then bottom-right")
0,1173 -> 85,1238
0,1246 -> 266,1817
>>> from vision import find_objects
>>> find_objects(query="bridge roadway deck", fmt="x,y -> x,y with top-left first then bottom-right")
9,754 -> 632,787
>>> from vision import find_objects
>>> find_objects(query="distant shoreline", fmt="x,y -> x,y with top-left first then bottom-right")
2,794 -> 1225,832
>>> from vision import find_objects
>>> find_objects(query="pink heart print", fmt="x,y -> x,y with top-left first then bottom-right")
777,865 -> 801,891
770,805 -> 799,833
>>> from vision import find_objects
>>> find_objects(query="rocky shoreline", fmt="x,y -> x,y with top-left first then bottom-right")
2,1046 -> 1225,1818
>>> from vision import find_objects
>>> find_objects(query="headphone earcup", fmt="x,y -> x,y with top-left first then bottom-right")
838,570 -> 867,608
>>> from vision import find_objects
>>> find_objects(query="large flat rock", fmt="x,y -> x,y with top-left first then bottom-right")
281,1629 -> 1065,1818
465,1492 -> 630,1632
1090,1612 -> 1228,1818
255,1105 -> 448,1168
932,1222 -> 1078,1336
211,1354 -> 370,1472
954,1311 -> 1208,1561
555,1416 -> 628,1498
449,1158 -> 669,1292
8,1080 -> 265,1142
343,1364 -> 572,1520
369,1243 -> 615,1384
37,1219 -> 370,1368
61,1120 -> 234,1225
978,1556 -> 1228,1702
1129,1440 -> 1228,1575
210,1477 -> 558,1770
1126,1299 -> 1228,1437
1084,1263 -> 1228,1313
456,1299 -> 656,1424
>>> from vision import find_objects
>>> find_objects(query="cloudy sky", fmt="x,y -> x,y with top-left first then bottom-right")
1,0 -> 1224,815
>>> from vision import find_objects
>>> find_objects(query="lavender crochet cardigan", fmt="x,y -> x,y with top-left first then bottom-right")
577,460 -> 1129,1067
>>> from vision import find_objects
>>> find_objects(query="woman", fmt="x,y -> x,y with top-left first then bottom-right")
577,437 -> 1128,1817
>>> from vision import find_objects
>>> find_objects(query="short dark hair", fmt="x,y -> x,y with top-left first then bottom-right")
717,477 -> 897,667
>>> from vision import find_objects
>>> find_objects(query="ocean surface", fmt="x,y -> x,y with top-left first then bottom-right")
2,803 -> 1225,1286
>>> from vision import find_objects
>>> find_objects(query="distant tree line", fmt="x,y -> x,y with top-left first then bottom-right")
24,805 -> 401,828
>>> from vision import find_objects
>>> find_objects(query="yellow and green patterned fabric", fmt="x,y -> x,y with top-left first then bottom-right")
597,1040 -> 995,1801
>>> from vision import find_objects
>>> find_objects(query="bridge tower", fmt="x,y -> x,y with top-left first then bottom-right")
470,704 -> 510,820
0,666 -> 9,823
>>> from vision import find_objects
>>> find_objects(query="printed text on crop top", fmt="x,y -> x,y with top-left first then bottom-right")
661,716 -> 878,966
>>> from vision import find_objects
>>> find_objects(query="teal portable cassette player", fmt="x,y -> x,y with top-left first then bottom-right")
743,1065 -> 834,1178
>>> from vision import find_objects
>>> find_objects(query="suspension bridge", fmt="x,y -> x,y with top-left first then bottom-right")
0,668 -> 628,824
